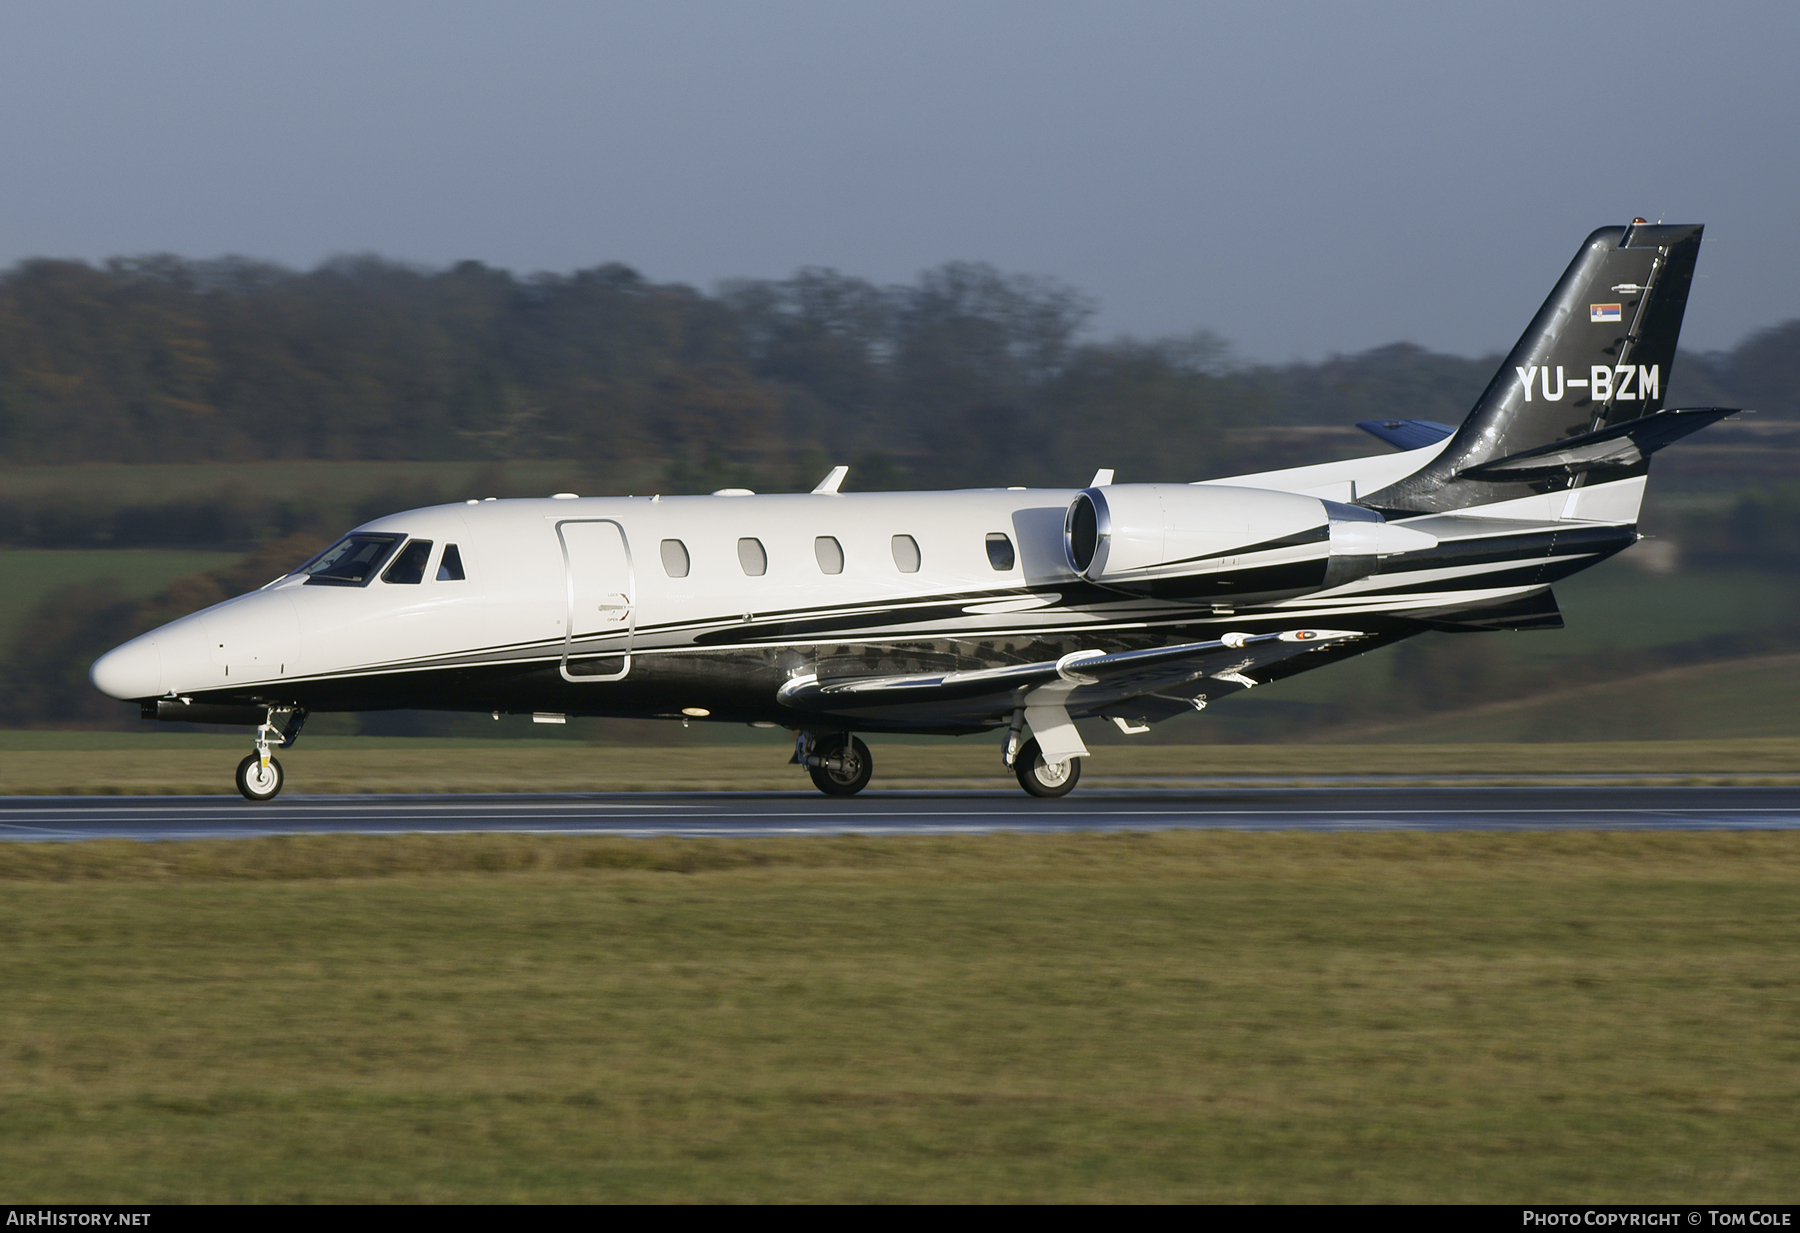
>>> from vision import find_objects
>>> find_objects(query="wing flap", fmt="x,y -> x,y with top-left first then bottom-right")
778,629 -> 1365,725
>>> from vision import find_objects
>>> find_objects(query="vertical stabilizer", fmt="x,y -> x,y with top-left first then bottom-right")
1363,222 -> 1702,515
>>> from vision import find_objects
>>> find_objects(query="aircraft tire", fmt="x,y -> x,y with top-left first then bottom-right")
1015,738 -> 1080,798
235,753 -> 284,802
807,735 -> 872,796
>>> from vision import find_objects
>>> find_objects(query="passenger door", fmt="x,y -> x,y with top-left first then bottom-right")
556,519 -> 633,682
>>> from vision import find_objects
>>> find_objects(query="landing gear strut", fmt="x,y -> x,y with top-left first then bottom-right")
798,732 -> 873,796
237,707 -> 304,802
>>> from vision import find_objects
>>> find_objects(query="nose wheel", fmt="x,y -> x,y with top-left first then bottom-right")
236,752 -> 284,801
235,707 -> 303,801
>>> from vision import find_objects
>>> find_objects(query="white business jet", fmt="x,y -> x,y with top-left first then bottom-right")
91,222 -> 1738,800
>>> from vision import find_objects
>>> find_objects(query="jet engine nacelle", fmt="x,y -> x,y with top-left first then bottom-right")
1063,484 -> 1436,596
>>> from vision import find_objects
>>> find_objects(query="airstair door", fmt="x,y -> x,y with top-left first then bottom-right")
557,519 -> 633,682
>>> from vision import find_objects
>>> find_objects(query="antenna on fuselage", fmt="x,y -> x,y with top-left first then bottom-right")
811,465 -> 849,494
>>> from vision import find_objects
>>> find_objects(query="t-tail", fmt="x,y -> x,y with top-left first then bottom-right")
1362,221 -> 1738,517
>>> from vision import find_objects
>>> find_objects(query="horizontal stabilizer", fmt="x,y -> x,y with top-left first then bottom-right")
1357,419 -> 1456,451
1457,407 -> 1741,480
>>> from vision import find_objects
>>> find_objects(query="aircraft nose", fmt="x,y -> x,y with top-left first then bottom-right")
90,634 -> 163,701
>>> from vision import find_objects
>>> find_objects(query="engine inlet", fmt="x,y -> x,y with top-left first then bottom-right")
1065,491 -> 1104,575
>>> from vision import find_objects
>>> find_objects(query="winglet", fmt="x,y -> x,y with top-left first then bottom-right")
811,465 -> 849,494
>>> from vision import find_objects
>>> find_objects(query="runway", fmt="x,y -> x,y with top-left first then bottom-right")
4,784 -> 1800,842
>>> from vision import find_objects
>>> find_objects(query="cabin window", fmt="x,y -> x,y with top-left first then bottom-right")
985,533 -> 1016,571
660,538 -> 690,578
300,533 -> 402,587
382,540 -> 434,585
814,536 -> 844,575
891,534 -> 921,573
737,537 -> 767,576
437,543 -> 466,581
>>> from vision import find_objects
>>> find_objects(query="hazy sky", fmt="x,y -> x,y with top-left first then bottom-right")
2,1 -> 1793,360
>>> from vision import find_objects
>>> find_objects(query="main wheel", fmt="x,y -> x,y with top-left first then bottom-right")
807,734 -> 872,796
1014,737 -> 1080,798
235,753 -> 284,802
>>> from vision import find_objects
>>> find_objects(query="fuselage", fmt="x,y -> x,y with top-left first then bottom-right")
89,461 -> 1641,735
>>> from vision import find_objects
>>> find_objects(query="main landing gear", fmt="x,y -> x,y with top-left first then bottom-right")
797,732 -> 873,796
793,729 -> 1084,799
1012,737 -> 1081,799
237,707 -> 305,802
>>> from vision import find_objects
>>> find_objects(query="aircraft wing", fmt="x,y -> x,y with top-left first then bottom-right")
778,629 -> 1365,728
1357,419 -> 1456,451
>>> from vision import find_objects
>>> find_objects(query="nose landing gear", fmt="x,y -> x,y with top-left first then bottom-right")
235,752 -> 284,801
237,707 -> 304,801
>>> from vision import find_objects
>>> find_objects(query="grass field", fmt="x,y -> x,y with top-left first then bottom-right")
1500,562 -> 1795,661
7,735 -> 1800,794
1,831 -> 1795,1202
1321,654 -> 1800,744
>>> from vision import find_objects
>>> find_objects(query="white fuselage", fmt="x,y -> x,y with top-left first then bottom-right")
89,453 -> 1647,732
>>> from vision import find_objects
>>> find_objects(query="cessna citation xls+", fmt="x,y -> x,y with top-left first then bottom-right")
91,221 -> 1738,800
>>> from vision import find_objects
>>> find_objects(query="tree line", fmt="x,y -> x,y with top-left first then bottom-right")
4,252 -> 1789,494
0,254 -> 1226,488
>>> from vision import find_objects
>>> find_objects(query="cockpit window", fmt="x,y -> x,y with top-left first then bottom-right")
437,543 -> 466,581
299,534 -> 403,586
382,540 -> 434,585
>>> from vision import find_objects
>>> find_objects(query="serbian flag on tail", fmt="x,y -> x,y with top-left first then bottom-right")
1590,303 -> 1623,323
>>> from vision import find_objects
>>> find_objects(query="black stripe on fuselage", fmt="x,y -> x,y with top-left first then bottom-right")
1130,523 -> 1331,572
1408,522 -> 1632,569
172,579 -> 1584,730
185,519 -> 1624,702
1129,556 -> 1330,600
1346,522 -> 1634,594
